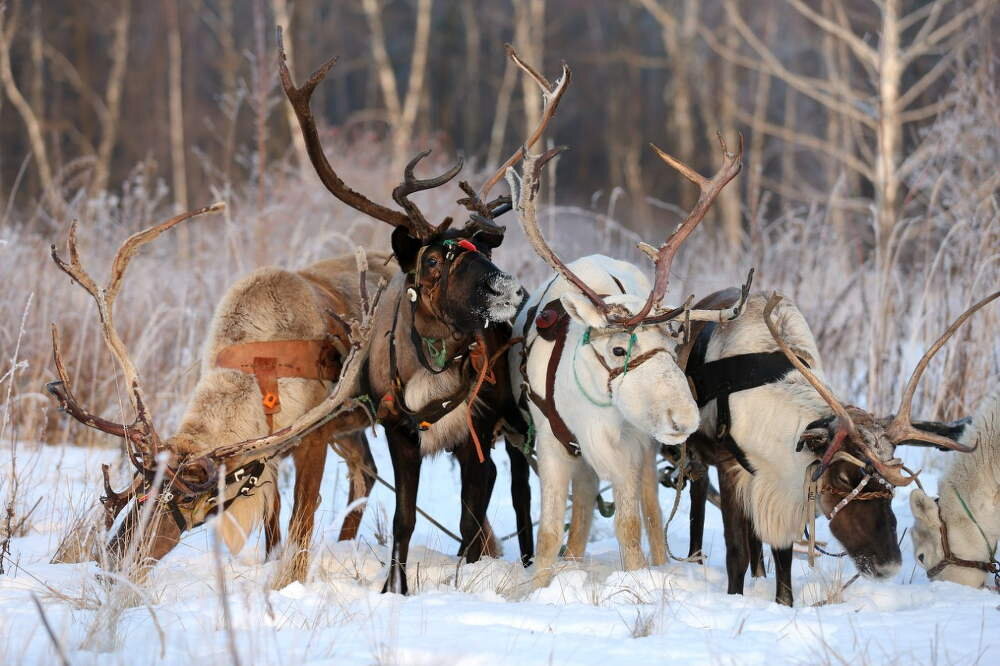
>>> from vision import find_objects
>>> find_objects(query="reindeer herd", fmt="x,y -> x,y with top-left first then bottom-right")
48,36 -> 999,607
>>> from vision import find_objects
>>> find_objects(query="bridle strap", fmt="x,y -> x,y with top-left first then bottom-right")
925,505 -> 1000,582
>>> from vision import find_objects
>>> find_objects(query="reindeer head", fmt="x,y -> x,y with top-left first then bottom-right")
507,103 -> 746,443
278,36 -> 575,336
765,291 -> 999,579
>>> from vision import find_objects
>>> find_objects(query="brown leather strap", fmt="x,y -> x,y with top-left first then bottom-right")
526,308 -> 581,457
926,519 -> 1000,579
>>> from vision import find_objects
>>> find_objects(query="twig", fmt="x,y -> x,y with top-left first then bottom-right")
31,592 -> 71,666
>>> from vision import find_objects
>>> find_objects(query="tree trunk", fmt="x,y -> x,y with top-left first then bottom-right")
165,0 -> 188,212
92,0 -> 131,195
273,0 -> 310,173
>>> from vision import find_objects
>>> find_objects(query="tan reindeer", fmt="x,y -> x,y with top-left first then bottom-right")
506,132 -> 746,588
49,203 -> 387,586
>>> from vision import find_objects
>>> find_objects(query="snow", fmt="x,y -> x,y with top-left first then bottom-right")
1,435 -> 997,665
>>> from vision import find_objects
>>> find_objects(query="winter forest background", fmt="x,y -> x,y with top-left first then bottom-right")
0,1 -> 999,663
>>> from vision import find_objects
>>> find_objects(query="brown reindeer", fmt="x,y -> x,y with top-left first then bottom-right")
48,203 -> 389,586
678,289 -> 996,605
279,35 -> 570,594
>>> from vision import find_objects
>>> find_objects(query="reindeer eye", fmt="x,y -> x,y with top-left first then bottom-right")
918,553 -> 925,563
426,256 -> 438,267
612,346 -> 627,357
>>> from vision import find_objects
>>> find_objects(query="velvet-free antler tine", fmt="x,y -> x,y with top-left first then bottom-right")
480,47 -> 571,199
277,27 -> 414,230
887,290 -> 1000,451
623,132 -> 743,327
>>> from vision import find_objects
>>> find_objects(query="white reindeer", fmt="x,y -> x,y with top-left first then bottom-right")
507,134 -> 744,587
910,389 -> 1000,588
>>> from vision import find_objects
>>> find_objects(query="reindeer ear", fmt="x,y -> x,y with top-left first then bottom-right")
391,227 -> 423,273
561,292 -> 607,329
797,415 -> 835,454
909,489 -> 941,526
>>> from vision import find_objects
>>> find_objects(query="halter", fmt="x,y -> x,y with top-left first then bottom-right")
925,488 -> 1000,586
573,325 -> 670,406
802,453 -> 895,566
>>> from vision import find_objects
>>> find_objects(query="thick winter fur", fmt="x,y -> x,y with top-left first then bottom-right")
698,295 -> 829,549
911,390 -> 1000,587
112,253 -> 392,581
512,255 -> 699,588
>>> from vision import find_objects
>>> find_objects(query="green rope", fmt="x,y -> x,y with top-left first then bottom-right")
573,327 -> 613,407
952,485 -> 997,559
620,332 -> 637,376
422,336 -> 448,369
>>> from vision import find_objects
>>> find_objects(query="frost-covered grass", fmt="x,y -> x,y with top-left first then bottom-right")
1,435 -> 998,665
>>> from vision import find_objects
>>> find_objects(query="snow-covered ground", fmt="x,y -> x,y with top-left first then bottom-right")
1,434 -> 997,665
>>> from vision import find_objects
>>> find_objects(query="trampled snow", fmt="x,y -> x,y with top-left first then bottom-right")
1,434 -> 996,665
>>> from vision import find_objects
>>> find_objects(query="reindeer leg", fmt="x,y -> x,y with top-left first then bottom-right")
750,532 -> 766,578
641,443 -> 666,566
332,432 -> 376,541
274,430 -> 328,587
686,434 -> 713,562
565,462 -> 597,560
454,421 -> 499,564
532,430 -> 572,589
382,426 -> 422,595
264,487 -> 282,559
771,545 -> 793,606
505,437 -> 534,567
719,459 -> 751,595
612,471 -> 646,572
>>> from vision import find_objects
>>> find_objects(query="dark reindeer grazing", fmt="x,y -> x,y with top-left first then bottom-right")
679,290 -> 996,605
48,204 -> 388,586
279,34 -> 569,594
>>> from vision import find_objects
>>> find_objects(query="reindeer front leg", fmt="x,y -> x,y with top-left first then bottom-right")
383,426 -> 422,595
454,420 -> 499,563
612,468 -> 647,572
565,464 -> 597,560
641,443 -> 666,566
532,429 -> 573,589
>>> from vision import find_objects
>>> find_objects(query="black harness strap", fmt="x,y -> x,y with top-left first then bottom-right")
685,324 -> 805,475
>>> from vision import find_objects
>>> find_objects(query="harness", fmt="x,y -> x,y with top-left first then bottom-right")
685,322 -> 806,475
214,278 -> 348,432
121,459 -> 269,533
925,489 -> 1000,585
801,453 -> 895,565
380,238 -> 508,463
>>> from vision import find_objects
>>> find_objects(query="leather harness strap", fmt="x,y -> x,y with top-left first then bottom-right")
214,280 -> 346,432
526,299 -> 581,457
926,505 -> 1000,582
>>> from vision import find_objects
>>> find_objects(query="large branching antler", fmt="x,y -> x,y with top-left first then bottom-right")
509,133 -> 745,328
479,44 -> 571,201
47,202 -> 226,473
625,134 -> 743,327
278,27 -> 461,241
174,253 -> 387,491
887,290 -> 1000,451
765,292 -> 921,488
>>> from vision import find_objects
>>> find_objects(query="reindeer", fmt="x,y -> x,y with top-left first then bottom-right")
506,131 -> 745,588
48,204 -> 388,584
680,290 -> 998,605
279,36 -> 570,594
911,389 -> 1000,588
48,204 -> 388,587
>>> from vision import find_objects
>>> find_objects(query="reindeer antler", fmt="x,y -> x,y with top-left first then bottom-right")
887,290 -> 1000,451
48,202 -> 226,474
624,133 -> 743,327
479,44 -> 571,201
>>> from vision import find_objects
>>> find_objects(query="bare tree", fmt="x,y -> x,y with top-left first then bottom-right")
164,0 -> 188,212
362,0 -> 434,169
